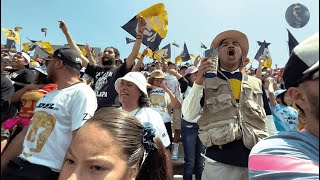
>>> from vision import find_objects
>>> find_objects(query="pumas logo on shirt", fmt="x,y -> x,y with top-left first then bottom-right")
9,72 -> 19,78
36,103 -> 59,110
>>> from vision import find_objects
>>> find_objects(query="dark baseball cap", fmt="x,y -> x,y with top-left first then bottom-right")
283,32 -> 319,89
53,48 -> 82,70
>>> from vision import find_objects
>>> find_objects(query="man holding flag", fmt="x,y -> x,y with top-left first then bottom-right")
60,17 -> 146,108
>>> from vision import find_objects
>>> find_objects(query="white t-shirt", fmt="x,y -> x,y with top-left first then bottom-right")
20,82 -> 97,171
165,73 -> 182,102
149,87 -> 171,123
129,107 -> 171,148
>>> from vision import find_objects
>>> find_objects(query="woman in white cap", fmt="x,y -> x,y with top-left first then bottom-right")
115,72 -> 171,149
115,71 -> 173,178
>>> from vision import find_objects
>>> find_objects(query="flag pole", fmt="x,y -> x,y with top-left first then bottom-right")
20,33 -> 22,52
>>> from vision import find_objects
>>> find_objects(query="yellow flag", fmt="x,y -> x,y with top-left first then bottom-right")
22,43 -> 31,52
80,47 -> 87,57
122,3 -> 168,51
22,42 -> 37,52
190,54 -> 196,60
154,53 -> 162,62
175,55 -> 182,63
36,42 -> 54,55
137,52 -> 142,59
147,48 -> 153,58
137,3 -> 168,39
263,57 -> 272,68
2,28 -> 21,44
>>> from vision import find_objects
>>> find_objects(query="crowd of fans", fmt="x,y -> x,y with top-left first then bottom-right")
0,16 -> 318,180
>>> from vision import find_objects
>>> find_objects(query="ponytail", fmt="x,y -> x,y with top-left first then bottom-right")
136,137 -> 171,180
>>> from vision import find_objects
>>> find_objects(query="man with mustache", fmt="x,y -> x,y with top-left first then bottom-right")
60,17 -> 146,108
182,30 -> 269,179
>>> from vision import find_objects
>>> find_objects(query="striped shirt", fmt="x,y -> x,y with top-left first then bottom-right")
249,131 -> 319,179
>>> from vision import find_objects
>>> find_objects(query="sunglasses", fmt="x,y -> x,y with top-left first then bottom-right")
297,67 -> 319,84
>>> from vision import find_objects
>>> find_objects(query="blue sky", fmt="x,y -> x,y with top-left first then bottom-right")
1,0 -> 319,68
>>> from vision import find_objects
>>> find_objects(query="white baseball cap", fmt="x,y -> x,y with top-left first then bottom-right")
115,72 -> 148,97
20,52 -> 31,63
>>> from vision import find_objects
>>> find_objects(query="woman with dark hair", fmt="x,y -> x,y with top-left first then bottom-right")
59,107 -> 172,180
115,71 -> 173,178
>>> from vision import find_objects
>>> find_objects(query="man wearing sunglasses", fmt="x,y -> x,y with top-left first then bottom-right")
1,48 -> 97,179
249,33 -> 319,179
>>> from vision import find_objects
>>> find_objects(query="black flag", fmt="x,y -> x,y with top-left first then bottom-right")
41,28 -> 47,37
180,43 -> 191,62
200,42 -> 207,49
126,37 -> 135,44
287,29 -> 299,55
254,40 -> 271,60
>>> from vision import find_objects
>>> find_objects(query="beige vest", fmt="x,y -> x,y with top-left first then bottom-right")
198,72 -> 269,149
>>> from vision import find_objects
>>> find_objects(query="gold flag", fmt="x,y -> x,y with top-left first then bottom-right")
2,28 -> 21,44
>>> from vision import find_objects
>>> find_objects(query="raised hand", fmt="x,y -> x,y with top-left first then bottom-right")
58,20 -> 68,34
195,58 -> 214,85
258,55 -> 266,64
84,43 -> 91,54
142,47 -> 149,56
137,16 -> 147,34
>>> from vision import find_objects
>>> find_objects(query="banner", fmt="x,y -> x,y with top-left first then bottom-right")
180,42 -> 191,62
2,28 -> 21,44
122,3 -> 168,51
22,42 -> 37,52
5,39 -> 16,51
154,43 -> 171,62
254,40 -> 272,68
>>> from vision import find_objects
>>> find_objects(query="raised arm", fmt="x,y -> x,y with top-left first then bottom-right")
132,48 -> 148,72
125,17 -> 147,70
256,55 -> 266,80
194,55 -> 201,67
84,43 -> 97,65
267,78 -> 277,107
59,20 -> 90,67
161,57 -> 167,72
162,84 -> 181,109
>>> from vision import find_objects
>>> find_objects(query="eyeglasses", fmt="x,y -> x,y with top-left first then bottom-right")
297,67 -> 319,84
